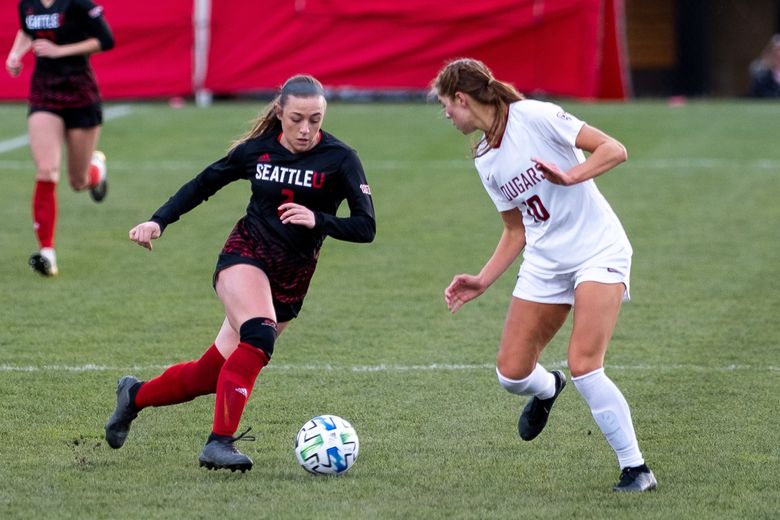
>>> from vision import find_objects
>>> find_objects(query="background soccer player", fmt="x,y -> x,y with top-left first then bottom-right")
5,0 -> 114,276
432,58 -> 656,492
105,74 -> 376,472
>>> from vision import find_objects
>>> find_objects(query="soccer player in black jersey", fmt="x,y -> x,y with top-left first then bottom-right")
105,75 -> 376,472
5,0 -> 114,276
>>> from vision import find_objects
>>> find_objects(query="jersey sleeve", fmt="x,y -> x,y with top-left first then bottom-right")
313,150 -> 376,243
150,145 -> 247,232
73,0 -> 115,51
529,102 -> 584,148
474,158 -> 515,213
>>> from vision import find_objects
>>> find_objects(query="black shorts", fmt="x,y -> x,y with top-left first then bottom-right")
213,217 -> 318,323
28,103 -> 103,129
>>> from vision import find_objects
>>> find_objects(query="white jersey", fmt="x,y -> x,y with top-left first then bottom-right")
474,100 -> 631,273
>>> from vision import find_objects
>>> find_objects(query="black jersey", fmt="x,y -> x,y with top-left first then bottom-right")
18,0 -> 114,77
151,131 -> 376,258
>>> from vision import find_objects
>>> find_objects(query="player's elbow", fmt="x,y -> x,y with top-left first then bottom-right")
613,140 -> 628,164
98,33 -> 115,52
360,218 -> 376,243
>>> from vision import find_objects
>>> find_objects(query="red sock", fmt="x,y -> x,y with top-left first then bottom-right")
134,344 -> 226,409
212,342 -> 269,436
32,180 -> 57,248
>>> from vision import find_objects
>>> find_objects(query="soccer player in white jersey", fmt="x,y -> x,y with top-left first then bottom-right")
432,58 -> 656,492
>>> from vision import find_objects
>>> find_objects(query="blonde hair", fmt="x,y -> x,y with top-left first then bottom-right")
231,74 -> 326,151
431,58 -> 524,157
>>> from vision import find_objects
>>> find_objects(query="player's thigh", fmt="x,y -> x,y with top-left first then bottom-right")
497,297 -> 570,379
568,281 -> 625,376
65,126 -> 100,188
215,263 -> 277,330
27,111 -> 65,180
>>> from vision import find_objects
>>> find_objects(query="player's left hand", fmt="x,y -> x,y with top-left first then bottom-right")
31,39 -> 61,58
532,157 -> 575,186
279,202 -> 316,229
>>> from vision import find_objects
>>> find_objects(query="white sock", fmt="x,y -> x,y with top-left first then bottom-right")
496,364 -> 556,398
572,368 -> 644,468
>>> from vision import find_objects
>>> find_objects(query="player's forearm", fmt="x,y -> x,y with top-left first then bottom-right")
315,212 -> 376,243
478,228 -> 525,287
53,37 -> 103,57
568,139 -> 627,183
8,30 -> 32,59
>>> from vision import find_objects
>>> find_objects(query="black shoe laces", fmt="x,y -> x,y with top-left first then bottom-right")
216,427 -> 256,454
618,465 -> 647,485
231,427 -> 256,444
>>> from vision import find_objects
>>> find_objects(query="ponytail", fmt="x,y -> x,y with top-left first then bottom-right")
432,58 -> 523,157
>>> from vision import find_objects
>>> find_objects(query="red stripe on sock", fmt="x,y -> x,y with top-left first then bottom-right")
134,344 -> 225,409
212,342 -> 269,437
33,180 -> 57,248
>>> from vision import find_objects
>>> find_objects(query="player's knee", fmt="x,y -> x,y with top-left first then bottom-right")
495,358 -> 534,382
567,357 -> 602,378
496,367 -> 534,395
35,165 -> 59,183
239,317 -> 277,358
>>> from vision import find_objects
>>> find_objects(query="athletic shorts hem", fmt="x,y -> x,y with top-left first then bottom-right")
28,103 -> 103,129
513,260 -> 631,306
213,253 -> 304,323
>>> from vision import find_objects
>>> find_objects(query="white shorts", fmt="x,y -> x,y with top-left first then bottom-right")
513,259 -> 631,306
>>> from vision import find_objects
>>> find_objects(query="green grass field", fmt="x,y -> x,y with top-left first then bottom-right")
0,99 -> 778,519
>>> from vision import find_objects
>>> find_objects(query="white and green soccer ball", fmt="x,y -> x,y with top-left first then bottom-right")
294,415 -> 359,475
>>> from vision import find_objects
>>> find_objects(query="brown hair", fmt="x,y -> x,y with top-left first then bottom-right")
231,74 -> 326,151
431,58 -> 524,156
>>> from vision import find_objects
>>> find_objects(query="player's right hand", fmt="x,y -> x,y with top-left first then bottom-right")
129,221 -> 161,251
444,274 -> 485,314
5,55 -> 22,77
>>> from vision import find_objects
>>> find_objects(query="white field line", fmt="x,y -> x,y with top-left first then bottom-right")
0,104 -> 133,154
0,362 -> 777,373
1,157 -> 780,171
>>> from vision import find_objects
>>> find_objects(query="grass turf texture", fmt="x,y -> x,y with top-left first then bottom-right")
0,99 -> 778,519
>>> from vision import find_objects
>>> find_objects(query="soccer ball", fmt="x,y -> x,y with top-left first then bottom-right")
294,415 -> 359,475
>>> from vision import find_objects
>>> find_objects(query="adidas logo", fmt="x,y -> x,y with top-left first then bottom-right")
234,387 -> 248,397
258,153 -> 271,162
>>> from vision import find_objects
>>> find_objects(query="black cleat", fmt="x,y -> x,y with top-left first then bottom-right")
105,375 -> 140,449
198,428 -> 256,472
29,251 -> 58,277
613,464 -> 658,492
518,370 -> 566,441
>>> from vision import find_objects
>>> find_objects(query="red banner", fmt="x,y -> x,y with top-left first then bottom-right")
0,0 -> 628,101
0,0 -> 193,101
205,0 -> 628,99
